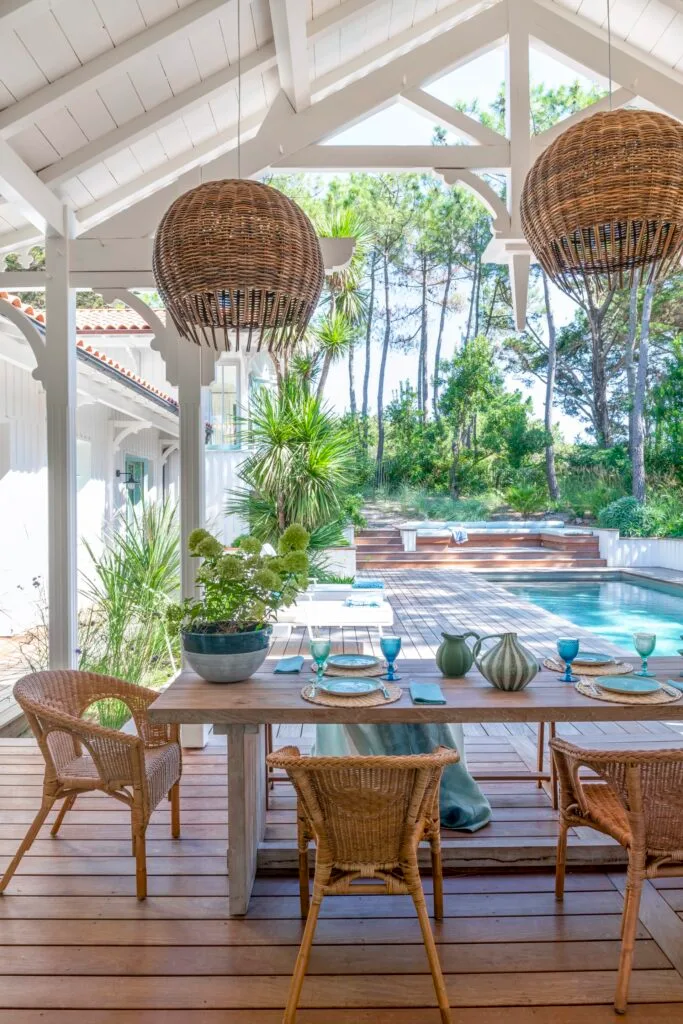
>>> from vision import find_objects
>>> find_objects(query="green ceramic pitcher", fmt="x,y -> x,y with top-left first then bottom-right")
471,631 -> 539,691
435,631 -> 480,677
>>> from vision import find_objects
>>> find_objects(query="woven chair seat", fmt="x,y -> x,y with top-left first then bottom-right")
580,784 -> 632,847
1,671 -> 182,902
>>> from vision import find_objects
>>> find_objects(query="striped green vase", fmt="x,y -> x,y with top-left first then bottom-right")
471,632 -> 539,692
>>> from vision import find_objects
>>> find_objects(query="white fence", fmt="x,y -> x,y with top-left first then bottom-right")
596,529 -> 683,572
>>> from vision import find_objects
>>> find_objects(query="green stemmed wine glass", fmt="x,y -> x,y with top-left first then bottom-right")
633,632 -> 656,677
309,636 -> 331,691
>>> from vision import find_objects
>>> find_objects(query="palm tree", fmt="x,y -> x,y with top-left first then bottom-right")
226,380 -> 356,545
309,309 -> 356,399
316,205 -> 370,410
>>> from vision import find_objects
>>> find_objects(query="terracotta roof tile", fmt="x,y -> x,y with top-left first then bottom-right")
0,292 -> 177,409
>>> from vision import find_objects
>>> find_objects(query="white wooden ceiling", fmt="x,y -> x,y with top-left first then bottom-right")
0,0 -> 683,245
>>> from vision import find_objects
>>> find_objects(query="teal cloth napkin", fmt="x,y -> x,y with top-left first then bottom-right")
274,656 -> 304,674
409,682 -> 447,705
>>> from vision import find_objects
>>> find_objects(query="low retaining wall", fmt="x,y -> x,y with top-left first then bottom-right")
596,529 -> 683,571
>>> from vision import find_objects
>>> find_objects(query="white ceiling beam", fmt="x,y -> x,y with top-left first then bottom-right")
69,1 -> 509,236
530,0 -> 683,121
530,86 -> 635,157
0,137 -> 65,235
276,143 -> 510,170
311,0 -> 494,100
0,0 -> 47,25
399,88 -> 508,145
0,0 -> 234,139
269,0 -> 310,111
437,169 -> 509,227
659,0 -> 683,14
40,51 -> 275,188
38,0 -> 376,187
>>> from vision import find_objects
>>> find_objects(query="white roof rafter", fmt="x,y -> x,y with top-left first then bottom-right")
269,0 -> 310,111
0,0 -> 234,139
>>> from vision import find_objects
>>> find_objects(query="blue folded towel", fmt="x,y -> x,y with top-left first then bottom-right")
274,656 -> 304,674
344,597 -> 382,607
352,580 -> 384,589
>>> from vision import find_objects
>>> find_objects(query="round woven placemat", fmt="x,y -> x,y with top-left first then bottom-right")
310,662 -> 385,678
301,682 -> 402,707
544,657 -> 634,676
576,678 -> 682,705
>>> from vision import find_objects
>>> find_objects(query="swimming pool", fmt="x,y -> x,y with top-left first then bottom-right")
505,579 -> 683,656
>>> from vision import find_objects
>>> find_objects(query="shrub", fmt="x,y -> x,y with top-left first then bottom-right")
559,478 -> 625,519
505,483 -> 547,516
395,486 -> 501,521
598,496 -> 647,536
167,525 -> 310,634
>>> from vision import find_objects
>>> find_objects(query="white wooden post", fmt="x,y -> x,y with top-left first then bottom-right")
506,1 -> 531,330
177,339 -> 212,748
44,212 -> 78,669
178,341 -> 206,603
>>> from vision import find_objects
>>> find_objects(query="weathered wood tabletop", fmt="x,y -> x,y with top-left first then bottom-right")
149,655 -> 683,916
149,656 -> 683,726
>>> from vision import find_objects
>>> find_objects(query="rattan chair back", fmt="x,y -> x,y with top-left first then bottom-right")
551,737 -> 683,855
268,746 -> 458,875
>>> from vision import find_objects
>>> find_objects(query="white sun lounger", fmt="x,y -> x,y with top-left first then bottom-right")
274,597 -> 394,639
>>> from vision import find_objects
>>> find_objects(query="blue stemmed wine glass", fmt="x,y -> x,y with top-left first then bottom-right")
380,634 -> 402,682
633,632 -> 656,677
309,636 -> 331,691
557,637 -> 580,683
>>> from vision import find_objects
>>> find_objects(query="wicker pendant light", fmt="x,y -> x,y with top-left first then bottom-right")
521,108 -> 683,296
152,179 -> 324,352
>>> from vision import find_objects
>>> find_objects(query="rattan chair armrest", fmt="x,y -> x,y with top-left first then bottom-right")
95,680 -> 173,748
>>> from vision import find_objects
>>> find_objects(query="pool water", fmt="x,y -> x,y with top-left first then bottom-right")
505,580 -> 683,656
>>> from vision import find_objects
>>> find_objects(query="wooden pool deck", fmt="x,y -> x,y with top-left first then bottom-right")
2,734 -> 683,1020
2,570 -> 683,1019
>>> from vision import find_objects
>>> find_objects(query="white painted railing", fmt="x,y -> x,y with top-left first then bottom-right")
596,529 -> 683,571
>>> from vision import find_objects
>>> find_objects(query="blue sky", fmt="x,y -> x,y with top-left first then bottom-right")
314,44 -> 605,441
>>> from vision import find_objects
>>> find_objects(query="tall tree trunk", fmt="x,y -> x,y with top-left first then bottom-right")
348,343 -> 357,415
375,254 -> 391,476
632,281 -> 655,502
270,353 -> 284,395
464,259 -> 477,344
541,270 -> 560,500
419,254 -> 428,414
449,432 -> 461,498
624,277 -> 639,458
587,307 -> 612,447
473,255 -> 483,339
316,351 -> 333,399
362,252 -> 377,430
433,261 -> 452,419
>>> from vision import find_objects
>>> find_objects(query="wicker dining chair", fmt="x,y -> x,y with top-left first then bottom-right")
550,737 -> 683,1014
0,670 -> 181,901
267,745 -> 459,1024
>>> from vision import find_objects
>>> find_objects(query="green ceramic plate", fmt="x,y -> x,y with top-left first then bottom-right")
317,678 -> 382,696
597,675 -> 661,696
573,652 -> 615,666
327,654 -> 380,670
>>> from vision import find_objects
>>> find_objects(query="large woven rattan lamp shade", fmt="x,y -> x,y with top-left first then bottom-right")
521,109 -> 683,296
152,179 -> 325,351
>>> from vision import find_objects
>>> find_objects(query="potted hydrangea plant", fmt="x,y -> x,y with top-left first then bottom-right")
167,523 -> 310,682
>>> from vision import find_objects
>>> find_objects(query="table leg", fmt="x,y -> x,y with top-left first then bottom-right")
225,723 -> 266,916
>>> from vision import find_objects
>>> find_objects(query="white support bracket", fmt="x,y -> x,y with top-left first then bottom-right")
112,420 -> 151,451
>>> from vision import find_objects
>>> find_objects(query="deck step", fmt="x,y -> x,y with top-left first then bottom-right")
357,556 -> 607,570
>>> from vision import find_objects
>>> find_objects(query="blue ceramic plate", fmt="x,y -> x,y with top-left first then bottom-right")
317,678 -> 382,696
597,675 -> 661,696
573,652 -> 615,666
327,654 -> 380,670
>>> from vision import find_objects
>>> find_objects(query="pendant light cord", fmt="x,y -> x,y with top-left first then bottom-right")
237,0 -> 242,180
606,0 -> 613,110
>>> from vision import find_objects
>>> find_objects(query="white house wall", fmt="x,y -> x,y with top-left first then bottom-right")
0,354 -> 179,634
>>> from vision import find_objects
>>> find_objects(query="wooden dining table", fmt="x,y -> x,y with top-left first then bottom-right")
148,655 -> 683,916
